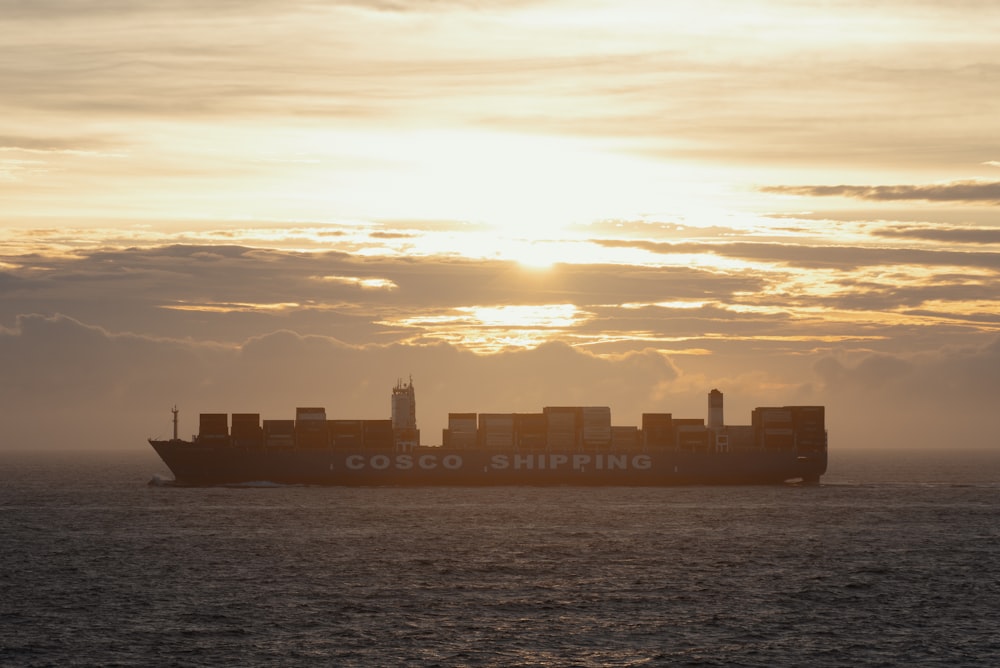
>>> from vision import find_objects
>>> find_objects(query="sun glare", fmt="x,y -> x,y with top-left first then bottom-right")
382,303 -> 588,352
310,128 -> 697,237
463,304 -> 581,329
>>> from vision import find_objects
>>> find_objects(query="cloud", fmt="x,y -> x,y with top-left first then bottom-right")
761,181 -> 1000,204
825,335 -> 1000,402
0,313 -> 688,450
2,239 -> 996,374
811,337 -> 1000,450
0,0 -> 305,20
594,239 -> 1000,271
2,313 -> 997,453
0,0 -> 542,20
0,135 -> 121,154
870,226 -> 1000,244
2,0 -> 998,178
0,244 -> 772,344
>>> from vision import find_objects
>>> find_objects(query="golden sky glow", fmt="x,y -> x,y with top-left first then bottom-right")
1,1 -> 999,449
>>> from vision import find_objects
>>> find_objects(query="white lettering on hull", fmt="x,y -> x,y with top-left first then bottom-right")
340,453 -> 652,472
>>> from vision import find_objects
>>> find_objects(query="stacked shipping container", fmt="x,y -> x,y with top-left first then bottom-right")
328,420 -> 364,449
263,420 -> 295,448
515,413 -> 547,450
192,392 -> 825,455
581,407 -> 612,449
544,407 -> 579,450
295,407 -> 328,449
674,419 -> 709,451
197,414 -> 228,444
642,413 -> 673,448
793,406 -> 826,452
231,413 -> 262,448
752,406 -> 827,450
363,420 -> 394,450
479,413 -> 515,449
444,413 -> 477,449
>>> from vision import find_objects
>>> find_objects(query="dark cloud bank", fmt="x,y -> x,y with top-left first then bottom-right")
763,181 -> 1000,204
1,313 -> 998,454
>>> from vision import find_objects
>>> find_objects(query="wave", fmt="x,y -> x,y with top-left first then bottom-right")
147,474 -> 176,487
222,480 -> 304,488
821,480 -> 1000,489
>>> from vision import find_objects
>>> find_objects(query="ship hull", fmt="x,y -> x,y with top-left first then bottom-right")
149,440 -> 827,486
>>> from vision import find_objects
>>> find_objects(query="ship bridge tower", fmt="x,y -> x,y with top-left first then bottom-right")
391,376 -> 420,451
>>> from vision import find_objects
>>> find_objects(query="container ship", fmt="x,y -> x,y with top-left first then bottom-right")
148,380 -> 827,486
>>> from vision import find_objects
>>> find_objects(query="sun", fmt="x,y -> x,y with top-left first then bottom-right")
516,246 -> 556,269
354,129 -> 672,236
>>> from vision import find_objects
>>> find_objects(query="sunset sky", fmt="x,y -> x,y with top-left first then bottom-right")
2,1 -> 998,451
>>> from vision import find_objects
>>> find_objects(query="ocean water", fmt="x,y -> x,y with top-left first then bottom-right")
1,449 -> 998,667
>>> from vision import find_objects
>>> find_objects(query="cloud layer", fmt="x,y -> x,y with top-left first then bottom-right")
3,1 -> 1000,457
2,313 -> 997,453
2,221 -> 998,452
763,181 -> 1000,204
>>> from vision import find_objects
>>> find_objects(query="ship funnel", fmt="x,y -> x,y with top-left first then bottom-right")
707,389 -> 724,429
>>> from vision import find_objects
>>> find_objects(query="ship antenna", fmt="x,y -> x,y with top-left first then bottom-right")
171,405 -> 179,441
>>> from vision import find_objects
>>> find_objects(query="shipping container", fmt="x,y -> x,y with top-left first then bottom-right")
363,419 -> 394,450
329,420 -> 364,448
676,426 -> 710,451
447,413 -> 478,449
449,413 -> 478,429
479,413 -> 515,449
611,426 -> 640,449
515,413 -> 547,450
296,407 -> 327,433
760,408 -> 793,425
446,435 -> 477,449
642,413 -> 673,447
230,413 -> 262,447
515,413 -> 547,430
296,430 -> 329,448
231,413 -> 260,428
263,419 -> 295,448
796,434 -> 827,452
230,413 -> 263,448
791,406 -> 826,433
544,407 -> 580,449
581,406 -> 612,447
762,428 -> 795,450
198,413 -> 228,437
724,425 -> 756,451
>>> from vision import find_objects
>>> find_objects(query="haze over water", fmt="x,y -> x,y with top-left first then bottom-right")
2,449 -> 999,666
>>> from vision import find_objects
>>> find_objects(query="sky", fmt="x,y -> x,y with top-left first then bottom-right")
1,0 -> 998,451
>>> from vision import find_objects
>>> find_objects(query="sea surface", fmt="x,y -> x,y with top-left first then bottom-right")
1,448 -> 998,667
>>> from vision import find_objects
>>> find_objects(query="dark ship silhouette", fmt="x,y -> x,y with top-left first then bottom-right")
149,380 -> 827,486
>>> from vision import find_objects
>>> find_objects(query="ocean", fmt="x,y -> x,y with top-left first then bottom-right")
1,448 -> 998,667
